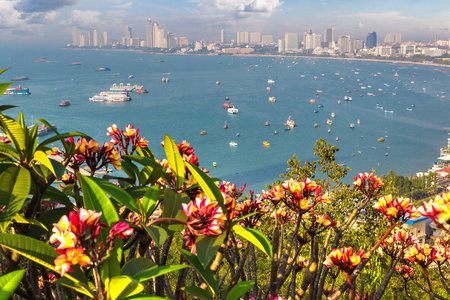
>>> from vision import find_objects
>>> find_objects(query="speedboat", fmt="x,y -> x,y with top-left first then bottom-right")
350,123 -> 355,129
269,96 -> 276,102
229,141 -> 238,147
264,121 -> 270,126
327,119 -> 333,126
200,131 -> 207,135
227,106 -> 239,114
331,112 -> 335,118
60,100 -> 71,106
263,141 -> 270,147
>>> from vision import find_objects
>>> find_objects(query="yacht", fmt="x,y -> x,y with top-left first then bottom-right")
227,106 -> 239,114
89,91 -> 131,102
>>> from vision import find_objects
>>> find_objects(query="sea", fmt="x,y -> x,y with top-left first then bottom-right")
1,46 -> 449,193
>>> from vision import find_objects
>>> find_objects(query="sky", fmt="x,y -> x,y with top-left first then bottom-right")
0,0 -> 449,45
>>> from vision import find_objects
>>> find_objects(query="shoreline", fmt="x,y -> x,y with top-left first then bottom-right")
60,47 -> 450,69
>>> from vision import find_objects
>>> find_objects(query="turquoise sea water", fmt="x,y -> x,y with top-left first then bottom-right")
1,46 -> 449,192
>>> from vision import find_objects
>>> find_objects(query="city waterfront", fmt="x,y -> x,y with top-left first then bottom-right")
1,47 -> 449,192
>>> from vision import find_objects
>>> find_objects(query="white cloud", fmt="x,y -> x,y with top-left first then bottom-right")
199,0 -> 283,18
0,0 -> 56,31
115,1 -> 132,9
338,11 -> 413,21
61,10 -> 106,29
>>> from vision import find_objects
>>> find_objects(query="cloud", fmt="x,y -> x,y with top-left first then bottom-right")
0,0 -> 56,31
199,0 -> 283,19
14,0 -> 81,13
338,11 -> 413,21
60,9 -> 106,29
115,1 -> 132,9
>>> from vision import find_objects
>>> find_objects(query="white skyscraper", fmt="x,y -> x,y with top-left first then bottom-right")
384,33 -> 402,43
125,26 -> 132,46
237,32 -> 249,44
278,39 -> 285,52
221,29 -> 226,43
93,30 -> 101,47
72,26 -> 80,46
103,32 -> 108,46
285,33 -> 299,51
305,33 -> 321,49
249,32 -> 261,45
146,19 -> 153,48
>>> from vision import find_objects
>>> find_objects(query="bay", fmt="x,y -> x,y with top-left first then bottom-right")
1,46 -> 449,192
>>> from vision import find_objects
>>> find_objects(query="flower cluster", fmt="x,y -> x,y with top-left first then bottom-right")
182,196 -> 227,254
50,209 -> 133,277
381,230 -> 417,258
235,193 -> 270,228
38,274 -> 55,292
373,195 -> 420,224
288,255 -> 309,269
0,136 -> 11,145
395,265 -> 414,280
227,238 -> 245,250
263,178 -> 329,215
219,181 -> 247,216
302,211 -> 336,237
271,206 -> 296,225
404,243 -> 437,267
353,173 -> 384,198
418,192 -> 450,230
324,246 -> 368,274
107,124 -> 148,155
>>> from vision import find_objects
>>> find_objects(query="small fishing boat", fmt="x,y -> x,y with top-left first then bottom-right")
336,137 -> 339,141
216,81 -> 220,85
266,87 -> 271,92
213,162 -> 217,167
60,100 -> 71,106
331,112 -> 335,118
236,133 -> 240,137
338,100 -> 341,104
314,110 -> 319,113
310,99 -> 316,104
350,123 -> 355,129
223,121 -> 228,129
263,141 -> 270,147
229,141 -> 238,147
269,96 -> 276,102
264,121 -> 270,126
273,130 -> 279,135
128,75 -> 134,79
327,119 -> 333,126
200,131 -> 207,135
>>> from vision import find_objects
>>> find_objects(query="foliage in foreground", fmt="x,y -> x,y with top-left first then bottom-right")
1,68 -> 450,300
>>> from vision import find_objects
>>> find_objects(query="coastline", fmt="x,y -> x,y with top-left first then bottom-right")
60,47 -> 450,69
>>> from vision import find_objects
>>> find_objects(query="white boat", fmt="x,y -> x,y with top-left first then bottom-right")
350,123 -> 355,129
267,79 -> 275,84
110,83 -> 143,92
284,116 -> 296,128
229,141 -> 238,147
227,106 -> 239,114
327,119 -> 333,126
331,112 -> 335,118
89,91 -> 131,102
269,96 -> 276,102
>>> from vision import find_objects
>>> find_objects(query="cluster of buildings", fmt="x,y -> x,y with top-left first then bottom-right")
70,20 -> 450,59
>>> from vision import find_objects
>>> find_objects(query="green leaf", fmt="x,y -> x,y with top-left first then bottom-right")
121,257 -> 155,278
0,68 -> 10,76
141,224 -> 169,248
36,118 -> 58,135
0,114 -> 26,153
141,185 -> 159,218
36,132 -> 89,149
42,185 -> 75,209
101,254 -> 122,286
126,296 -> 169,300
0,234 -> 93,297
135,146 -> 155,159
195,233 -> 226,268
184,162 -> 226,215
226,281 -> 255,300
131,264 -> 189,282
32,150 -> 56,177
163,135 -> 185,190
179,248 -> 218,295
102,174 -> 135,185
232,225 -> 272,258
161,189 -> 189,231
0,144 -> 20,161
0,82 -> 13,97
0,269 -> 25,300
125,186 -> 150,201
108,276 -> 144,300
85,176 -> 140,213
118,159 -> 137,185
79,174 -> 119,226
0,165 -> 31,232
124,155 -> 171,186
0,105 -> 17,113
184,286 -> 213,300
13,214 -> 48,231
54,277 -> 96,298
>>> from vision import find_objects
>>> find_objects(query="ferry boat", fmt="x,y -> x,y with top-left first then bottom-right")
3,86 -> 30,95
284,116 -> 296,128
110,83 -> 145,93
269,96 -> 276,103
89,91 -> 131,102
11,76 -> 29,81
60,100 -> 71,106
227,106 -> 239,114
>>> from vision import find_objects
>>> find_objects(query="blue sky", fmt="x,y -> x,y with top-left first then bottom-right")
0,0 -> 449,45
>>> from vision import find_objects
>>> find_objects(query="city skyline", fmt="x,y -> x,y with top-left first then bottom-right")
0,0 -> 449,45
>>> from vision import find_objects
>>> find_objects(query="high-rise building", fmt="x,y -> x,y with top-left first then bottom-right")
338,35 -> 351,53
79,35 -> 88,47
88,31 -> 93,47
303,28 -> 312,49
103,32 -> 108,46
93,30 -> 102,47
167,32 -> 176,49
366,32 -> 377,48
220,29 -> 226,43
178,37 -> 189,47
384,33 -> 401,43
194,41 -> 203,51
249,32 -> 261,45
237,32 -> 249,44
305,33 -> 321,49
278,39 -> 285,53
154,27 -> 165,48
285,33 -> 299,51
261,35 -> 273,44
125,26 -> 132,46
146,19 -> 153,48
324,27 -> 335,43
72,26 -> 80,47
375,46 -> 393,56
400,44 -> 416,56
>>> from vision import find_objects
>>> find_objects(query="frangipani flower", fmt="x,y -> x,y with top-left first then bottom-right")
324,246 -> 368,274
404,243 -> 437,267
54,248 -> 91,277
353,173 -> 384,197
106,124 -> 148,155
395,265 -> 413,280
418,192 -> 450,228
236,196 -> 269,228
373,195 -> 420,224
110,222 -> 134,240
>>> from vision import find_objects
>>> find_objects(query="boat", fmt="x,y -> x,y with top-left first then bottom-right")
338,100 -> 341,104
411,104 -> 415,107
264,121 -> 270,126
200,131 -> 207,135
60,100 -> 71,106
328,128 -> 331,133
269,96 -> 276,102
12,76 -> 29,81
157,60 -> 164,63
378,137 -> 385,142
95,67 -> 110,71
216,81 -> 220,85
263,141 -> 270,147
284,116 -> 296,128
384,110 -> 394,114
89,91 -> 131,102
327,119 -> 333,126
394,72 -> 399,77
267,79 -> 275,84
128,75 -> 134,79
318,104 -> 324,108
406,108 -> 412,111
223,101 -> 233,109
331,112 -> 335,118
229,141 -> 238,147
313,110 -> 319,113
134,88 -> 149,94
35,58 -> 46,63
236,133 -> 240,137
3,86 -> 30,95
71,62 -> 82,66
227,106 -> 239,114
266,87 -> 272,92
310,99 -> 316,104
110,83 -> 139,92
350,123 -> 355,129
273,130 -> 278,135
223,121 -> 228,129
31,125 -> 48,136
314,123 -> 318,128
357,119 -> 360,125
213,162 -> 217,167
162,77 -> 169,83
336,137 -> 339,141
